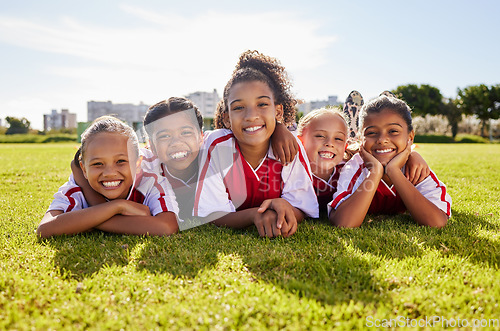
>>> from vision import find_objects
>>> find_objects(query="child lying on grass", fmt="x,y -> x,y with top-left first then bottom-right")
37,116 -> 179,238
329,95 -> 452,228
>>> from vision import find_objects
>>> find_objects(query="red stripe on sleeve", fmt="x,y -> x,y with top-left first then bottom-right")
429,171 -> 451,217
141,172 -> 169,212
297,146 -> 312,180
330,165 -> 364,209
65,187 -> 82,212
193,133 -> 234,216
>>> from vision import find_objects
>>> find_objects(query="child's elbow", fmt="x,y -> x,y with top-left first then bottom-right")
330,220 -> 361,228
157,212 -> 179,236
36,224 -> 52,238
430,214 -> 448,228
329,211 -> 361,228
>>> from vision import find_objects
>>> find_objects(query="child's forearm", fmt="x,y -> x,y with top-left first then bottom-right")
95,211 -> 179,236
293,207 -> 305,223
271,122 -> 298,165
386,167 -> 448,228
210,208 -> 260,229
330,171 -> 382,228
37,200 -> 126,237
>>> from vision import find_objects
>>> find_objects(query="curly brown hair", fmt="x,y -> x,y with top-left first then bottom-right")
214,50 -> 297,129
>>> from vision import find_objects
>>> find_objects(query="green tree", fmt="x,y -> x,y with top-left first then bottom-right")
393,84 -> 443,116
457,84 -> 500,137
440,98 -> 462,138
5,116 -> 31,135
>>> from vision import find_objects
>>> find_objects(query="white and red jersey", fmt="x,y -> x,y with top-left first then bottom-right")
48,149 -> 179,216
160,163 -> 197,222
194,129 -> 319,218
328,153 -> 452,217
48,175 -> 89,212
140,143 -> 201,225
313,161 -> 345,214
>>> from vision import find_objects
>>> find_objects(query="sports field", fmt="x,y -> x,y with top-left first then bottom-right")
0,143 -> 499,330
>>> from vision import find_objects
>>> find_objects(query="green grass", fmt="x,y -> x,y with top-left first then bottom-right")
0,134 -> 77,143
1,143 -> 499,330
414,134 -> 494,144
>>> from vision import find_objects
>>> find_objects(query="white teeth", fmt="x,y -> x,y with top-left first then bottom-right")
319,151 -> 335,159
244,126 -> 262,132
102,180 -> 121,188
171,151 -> 188,159
375,148 -> 393,154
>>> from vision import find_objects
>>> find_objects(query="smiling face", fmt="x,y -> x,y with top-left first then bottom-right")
362,108 -> 415,166
80,132 -> 137,200
224,80 -> 283,153
299,113 -> 347,180
150,110 -> 203,180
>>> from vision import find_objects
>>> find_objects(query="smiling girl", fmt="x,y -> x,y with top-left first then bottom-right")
329,95 -> 452,228
297,108 -> 349,214
37,116 -> 179,237
193,50 -> 318,238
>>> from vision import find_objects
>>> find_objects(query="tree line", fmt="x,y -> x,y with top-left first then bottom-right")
393,83 -> 500,138
2,83 -> 499,138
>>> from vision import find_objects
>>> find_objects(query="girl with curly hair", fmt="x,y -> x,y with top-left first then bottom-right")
194,50 -> 318,238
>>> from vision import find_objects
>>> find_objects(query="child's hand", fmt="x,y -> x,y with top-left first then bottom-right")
271,123 -> 298,165
253,209 -> 282,238
405,150 -> 430,185
359,145 -> 383,176
71,160 -> 86,187
115,200 -> 151,217
386,139 -> 412,177
257,198 -> 297,237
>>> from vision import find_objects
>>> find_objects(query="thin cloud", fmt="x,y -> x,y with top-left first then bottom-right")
0,6 -> 336,71
0,6 -> 336,129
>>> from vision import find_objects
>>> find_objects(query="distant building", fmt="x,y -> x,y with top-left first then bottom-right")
297,95 -> 341,114
185,89 -> 220,118
43,109 -> 77,131
87,101 -> 149,128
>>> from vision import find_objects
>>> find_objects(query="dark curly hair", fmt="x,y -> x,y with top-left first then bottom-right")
214,50 -> 297,129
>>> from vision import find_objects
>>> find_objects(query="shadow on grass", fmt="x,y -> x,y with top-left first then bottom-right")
41,231 -> 143,280
426,210 -> 499,266
132,209 -> 499,305
132,220 -> 390,306
40,209 -> 498,306
326,210 -> 500,266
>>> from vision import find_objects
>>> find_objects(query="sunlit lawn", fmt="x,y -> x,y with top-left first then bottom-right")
0,143 -> 499,330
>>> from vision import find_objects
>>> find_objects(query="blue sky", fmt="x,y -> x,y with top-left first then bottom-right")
1,0 -> 499,129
